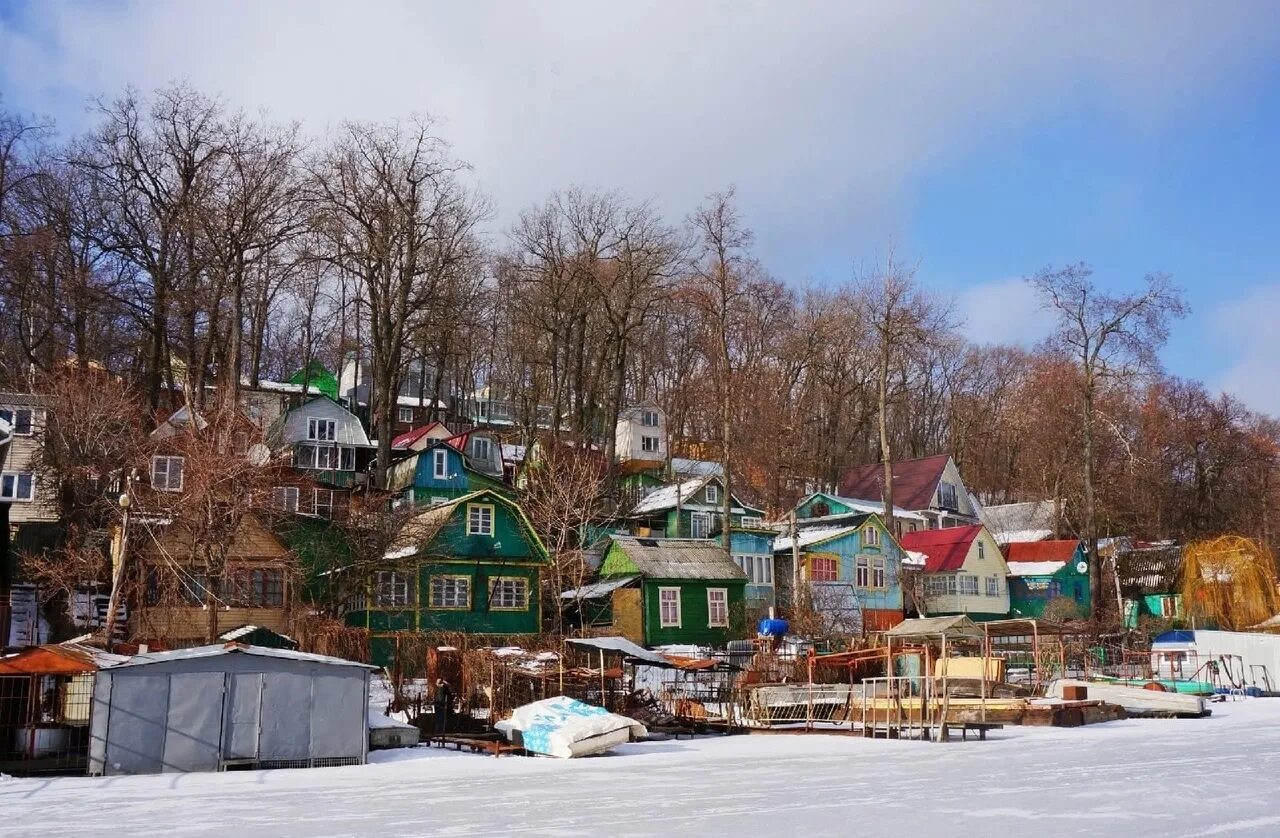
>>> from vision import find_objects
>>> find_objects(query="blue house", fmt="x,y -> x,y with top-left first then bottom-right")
774,514 -> 905,632
719,527 -> 778,615
384,438 -> 508,507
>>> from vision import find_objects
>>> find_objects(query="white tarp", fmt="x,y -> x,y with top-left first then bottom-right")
495,697 -> 647,758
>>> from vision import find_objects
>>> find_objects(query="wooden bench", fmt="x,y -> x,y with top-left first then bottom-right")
427,735 -> 525,757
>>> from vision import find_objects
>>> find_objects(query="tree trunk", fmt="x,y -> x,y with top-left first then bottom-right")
878,347 -> 895,532
1082,381 -> 1101,619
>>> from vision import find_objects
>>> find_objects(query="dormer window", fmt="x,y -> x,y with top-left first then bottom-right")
472,437 -> 492,462
433,449 -> 449,480
705,484 -> 719,504
863,525 -> 881,547
151,456 -> 184,492
641,409 -> 660,427
308,418 -> 336,442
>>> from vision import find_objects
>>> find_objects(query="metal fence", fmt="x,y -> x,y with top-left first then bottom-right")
0,673 -> 93,775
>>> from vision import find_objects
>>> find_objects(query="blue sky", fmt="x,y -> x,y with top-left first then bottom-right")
2,1 -> 1279,413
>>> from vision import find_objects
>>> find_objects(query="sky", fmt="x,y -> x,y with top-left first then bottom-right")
2,1 -> 1279,414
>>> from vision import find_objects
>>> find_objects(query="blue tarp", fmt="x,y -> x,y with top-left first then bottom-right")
1154,629 -> 1196,645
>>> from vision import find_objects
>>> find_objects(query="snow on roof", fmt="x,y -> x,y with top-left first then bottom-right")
121,643 -> 378,670
219,624 -> 296,644
670,458 -> 724,478
1005,540 -> 1079,564
899,525 -> 985,573
502,444 -> 527,462
631,476 -> 711,514
1007,561 -> 1068,577
902,550 -> 928,568
799,493 -> 926,522
561,575 -> 640,600
773,525 -> 860,553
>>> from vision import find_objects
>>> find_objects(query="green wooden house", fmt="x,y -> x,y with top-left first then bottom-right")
629,475 -> 765,539
346,490 -> 549,667
1117,542 -> 1185,628
1004,539 -> 1090,618
574,536 -> 748,647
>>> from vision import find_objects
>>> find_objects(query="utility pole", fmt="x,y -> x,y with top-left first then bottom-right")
103,479 -> 133,651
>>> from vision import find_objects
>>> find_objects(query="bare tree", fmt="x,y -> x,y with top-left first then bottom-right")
1030,264 -> 1187,618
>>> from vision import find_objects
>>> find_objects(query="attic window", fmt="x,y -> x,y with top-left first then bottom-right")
863,526 -> 880,547
641,409 -> 660,427
398,406 -> 413,423
433,449 -> 449,480
307,417 -> 336,442
938,482 -> 958,510
705,485 -> 719,504
472,437 -> 492,461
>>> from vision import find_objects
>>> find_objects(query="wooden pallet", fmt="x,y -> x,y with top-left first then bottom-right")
426,735 -> 526,757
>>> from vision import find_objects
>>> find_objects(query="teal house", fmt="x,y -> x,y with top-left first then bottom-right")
720,528 -> 778,615
1117,542 -> 1185,628
775,514 -> 906,632
629,475 -> 765,539
1004,540 -> 1091,618
574,536 -> 748,648
346,490 -> 548,667
793,491 -> 928,533
384,438 -> 509,506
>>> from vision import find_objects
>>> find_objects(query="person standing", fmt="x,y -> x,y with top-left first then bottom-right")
433,678 -> 454,735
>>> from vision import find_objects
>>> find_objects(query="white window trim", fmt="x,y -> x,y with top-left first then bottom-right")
307,416 -> 336,442
863,525 -> 880,547
275,486 -> 299,512
0,407 -> 37,436
689,511 -> 711,539
433,449 -> 449,480
658,586 -> 682,628
707,588 -> 729,628
740,516 -> 762,529
705,485 -> 719,504
151,455 -> 184,492
488,576 -> 529,611
430,575 -> 472,610
467,502 -> 495,537
0,471 -> 35,502
398,406 -> 414,423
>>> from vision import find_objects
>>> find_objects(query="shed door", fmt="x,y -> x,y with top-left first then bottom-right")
104,674 -> 170,775
162,672 -> 225,773
310,673 -> 365,761
258,672 -> 313,761
224,673 -> 264,761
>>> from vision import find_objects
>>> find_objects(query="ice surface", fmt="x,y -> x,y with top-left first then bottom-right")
4,699 -> 1280,836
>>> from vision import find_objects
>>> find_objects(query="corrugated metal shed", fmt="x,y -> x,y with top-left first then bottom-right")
608,536 -> 747,581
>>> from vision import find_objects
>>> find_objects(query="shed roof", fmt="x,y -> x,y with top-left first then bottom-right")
390,421 -> 451,450
560,575 -> 640,600
837,454 -> 952,511
983,500 -> 1057,539
564,636 -> 670,666
0,643 -> 128,675
884,614 -> 984,641
118,642 -> 378,670
606,536 -> 746,581
899,525 -> 985,573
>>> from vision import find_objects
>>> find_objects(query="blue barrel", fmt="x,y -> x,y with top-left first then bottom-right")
758,617 -> 789,637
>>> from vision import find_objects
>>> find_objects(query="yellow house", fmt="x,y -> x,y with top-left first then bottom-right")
900,524 -> 1010,620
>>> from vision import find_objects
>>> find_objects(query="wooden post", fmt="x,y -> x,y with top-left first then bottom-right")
599,649 -> 606,709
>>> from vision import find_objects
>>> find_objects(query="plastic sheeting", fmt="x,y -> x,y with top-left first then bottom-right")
495,697 -> 646,758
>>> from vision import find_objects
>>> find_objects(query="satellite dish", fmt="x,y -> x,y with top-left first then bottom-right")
1076,561 -> 1089,575
247,443 -> 271,468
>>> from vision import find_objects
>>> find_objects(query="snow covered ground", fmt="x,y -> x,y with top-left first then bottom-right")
5,698 -> 1280,837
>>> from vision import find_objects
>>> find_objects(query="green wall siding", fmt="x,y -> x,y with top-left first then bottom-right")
641,578 -> 746,647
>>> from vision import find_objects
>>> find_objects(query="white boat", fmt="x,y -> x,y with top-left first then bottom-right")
495,696 -> 647,758
1046,679 -> 1211,718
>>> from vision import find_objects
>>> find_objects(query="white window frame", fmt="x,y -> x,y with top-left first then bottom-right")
151,455 -> 184,492
488,577 -> 528,611
641,435 -> 660,453
274,486 -> 299,512
658,586 -> 682,628
690,511 -> 711,539
855,556 -> 870,587
707,588 -> 729,627
398,406 -> 414,423
374,570 -> 415,608
705,484 -> 719,504
433,449 -> 449,480
863,525 -> 880,547
872,558 -> 886,589
978,539 -> 986,559
640,409 -> 660,427
430,575 -> 471,609
0,471 -> 35,502
307,417 -> 336,442
467,503 -> 495,536
959,574 -> 980,596
0,408 -> 36,436
430,496 -> 448,506
472,437 -> 492,462
313,488 -> 334,519
740,516 -> 762,529
986,575 -> 999,597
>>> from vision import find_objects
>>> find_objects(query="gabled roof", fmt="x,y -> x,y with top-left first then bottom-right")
899,524 -> 985,573
984,500 -> 1058,542
631,475 -> 761,516
384,489 -> 548,562
837,454 -> 952,511
391,421 -> 451,450
120,642 -> 377,670
1005,540 -> 1079,564
795,491 -> 927,523
773,515 -> 873,553
605,536 -> 746,581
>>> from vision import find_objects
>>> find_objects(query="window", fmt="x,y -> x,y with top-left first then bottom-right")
430,576 -> 471,609
398,406 -> 414,423
978,539 -> 986,559
938,482 -> 958,510
312,489 -> 334,519
959,574 -> 980,596
374,571 -> 414,608
863,526 -> 880,547
433,449 -> 449,480
872,558 -> 886,589
430,496 -> 447,506
307,417 -> 336,441
0,472 -> 34,501
734,555 -> 773,585
810,557 -> 838,582
489,577 -> 528,610
740,516 -> 762,528
0,408 -> 35,436
986,575 -> 999,597
641,435 -> 660,453
707,588 -> 729,627
151,456 -> 184,492
472,437 -> 492,462
228,568 -> 285,608
690,512 -> 711,539
1160,596 -> 1178,618
274,486 -> 299,512
855,556 -> 869,587
298,444 -> 355,471
705,484 -> 719,504
908,522 -> 919,533
467,503 -> 494,536
659,587 -> 681,627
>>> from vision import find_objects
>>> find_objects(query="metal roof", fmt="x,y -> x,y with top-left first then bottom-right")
560,575 -> 640,600
608,536 -> 747,581
564,636 -> 671,666
118,643 -> 378,670
884,614 -> 984,641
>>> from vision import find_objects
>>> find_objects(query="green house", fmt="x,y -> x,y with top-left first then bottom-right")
1117,542 -> 1185,628
346,490 -> 549,667
580,536 -> 748,648
629,475 -> 765,539
1004,540 -> 1091,619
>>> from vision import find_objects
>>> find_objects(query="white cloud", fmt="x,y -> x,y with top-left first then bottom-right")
1212,284 -> 1280,416
1,0 -> 1278,253
956,277 -> 1055,347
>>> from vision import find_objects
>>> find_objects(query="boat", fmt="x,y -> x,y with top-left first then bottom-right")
1046,679 -> 1211,718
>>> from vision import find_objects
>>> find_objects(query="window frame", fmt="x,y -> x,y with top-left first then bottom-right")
985,575 -> 999,597
978,539 -> 986,559
658,586 -> 682,628
374,570 -> 415,608
488,576 -> 529,611
810,556 -> 839,583
274,485 -> 299,513
872,557 -> 886,589
959,574 -> 980,596
863,525 -> 880,547
433,449 -> 450,479
641,409 -> 660,427
689,511 -> 711,539
855,555 -> 870,587
397,406 -> 414,424
640,434 -> 660,453
307,417 -> 336,442
705,484 -> 719,504
472,436 -> 492,462
0,407 -> 36,436
707,587 -> 729,627
467,503 -> 495,537
429,575 -> 472,610
0,471 -> 35,502
151,455 -> 185,492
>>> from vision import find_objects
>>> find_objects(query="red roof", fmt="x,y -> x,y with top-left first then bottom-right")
1005,540 -> 1079,563
899,524 -> 984,573
391,422 -> 449,450
838,454 -> 951,511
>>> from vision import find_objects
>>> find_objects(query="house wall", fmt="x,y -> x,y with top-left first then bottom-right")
0,397 -> 57,525
724,530 -> 777,612
792,521 -> 906,629
641,578 -> 745,647
926,458 -> 982,526
921,529 -> 1010,618
280,397 -> 371,447
614,404 -> 665,465
1008,547 -> 1090,618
